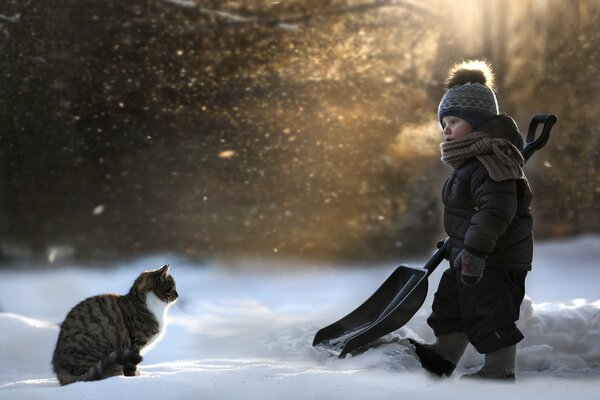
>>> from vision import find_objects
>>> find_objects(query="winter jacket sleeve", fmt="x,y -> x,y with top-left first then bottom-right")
464,164 -> 518,254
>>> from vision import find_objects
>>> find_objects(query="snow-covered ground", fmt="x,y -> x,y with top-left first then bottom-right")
1,235 -> 599,399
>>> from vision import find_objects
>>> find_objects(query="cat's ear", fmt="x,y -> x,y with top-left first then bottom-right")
158,265 -> 170,280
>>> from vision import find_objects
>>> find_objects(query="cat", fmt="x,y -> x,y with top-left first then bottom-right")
52,265 -> 178,385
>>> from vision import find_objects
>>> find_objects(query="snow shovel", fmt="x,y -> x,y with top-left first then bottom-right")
313,114 -> 557,357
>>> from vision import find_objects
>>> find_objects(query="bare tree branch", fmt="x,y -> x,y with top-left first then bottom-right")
268,0 -> 431,24
162,0 -> 197,8
0,14 -> 21,23
163,0 -> 431,30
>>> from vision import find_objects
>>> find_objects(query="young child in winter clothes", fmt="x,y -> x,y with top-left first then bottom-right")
409,60 -> 533,381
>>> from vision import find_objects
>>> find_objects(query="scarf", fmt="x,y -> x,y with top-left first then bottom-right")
440,132 -> 525,182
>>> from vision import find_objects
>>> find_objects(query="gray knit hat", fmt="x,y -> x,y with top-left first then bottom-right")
438,60 -> 499,130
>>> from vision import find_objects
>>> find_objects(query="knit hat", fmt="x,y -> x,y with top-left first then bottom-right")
438,60 -> 499,130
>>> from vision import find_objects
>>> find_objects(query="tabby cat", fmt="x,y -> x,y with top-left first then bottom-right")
52,265 -> 178,385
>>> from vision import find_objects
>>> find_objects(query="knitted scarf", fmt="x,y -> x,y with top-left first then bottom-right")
440,132 -> 524,182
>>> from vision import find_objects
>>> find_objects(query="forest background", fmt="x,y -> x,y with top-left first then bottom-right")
1,0 -> 598,265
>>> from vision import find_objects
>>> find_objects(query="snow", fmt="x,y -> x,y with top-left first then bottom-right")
1,235 -> 599,399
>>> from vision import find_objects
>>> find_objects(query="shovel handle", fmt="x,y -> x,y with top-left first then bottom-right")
424,239 -> 449,277
523,114 -> 557,162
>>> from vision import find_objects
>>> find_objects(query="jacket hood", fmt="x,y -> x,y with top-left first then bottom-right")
476,114 -> 524,151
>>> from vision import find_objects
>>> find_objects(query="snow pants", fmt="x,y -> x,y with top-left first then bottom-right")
427,265 -> 527,354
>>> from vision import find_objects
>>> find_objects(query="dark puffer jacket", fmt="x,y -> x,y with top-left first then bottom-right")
443,115 -> 533,271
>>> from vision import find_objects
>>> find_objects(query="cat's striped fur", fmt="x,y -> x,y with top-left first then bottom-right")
52,265 -> 178,385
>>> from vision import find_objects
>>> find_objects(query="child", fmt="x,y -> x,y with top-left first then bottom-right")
409,60 -> 533,381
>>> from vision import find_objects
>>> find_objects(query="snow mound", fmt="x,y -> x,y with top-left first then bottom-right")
0,313 -> 58,376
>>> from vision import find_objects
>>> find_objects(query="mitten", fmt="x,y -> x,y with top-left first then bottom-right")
453,248 -> 486,286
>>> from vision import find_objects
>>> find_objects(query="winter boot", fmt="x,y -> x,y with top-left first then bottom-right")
461,344 -> 516,382
409,331 -> 468,378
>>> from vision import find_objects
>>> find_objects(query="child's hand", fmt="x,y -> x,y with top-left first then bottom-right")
453,248 -> 486,286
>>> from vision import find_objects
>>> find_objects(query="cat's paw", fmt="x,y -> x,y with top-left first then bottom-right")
123,367 -> 140,377
129,352 -> 143,365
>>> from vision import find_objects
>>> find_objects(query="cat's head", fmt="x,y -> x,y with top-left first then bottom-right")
130,265 -> 179,303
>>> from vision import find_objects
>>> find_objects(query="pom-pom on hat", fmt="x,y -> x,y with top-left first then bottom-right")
438,60 -> 499,130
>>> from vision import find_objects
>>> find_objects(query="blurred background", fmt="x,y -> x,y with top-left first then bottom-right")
0,0 -> 598,266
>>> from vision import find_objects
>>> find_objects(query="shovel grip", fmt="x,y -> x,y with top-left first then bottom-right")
523,114 -> 557,162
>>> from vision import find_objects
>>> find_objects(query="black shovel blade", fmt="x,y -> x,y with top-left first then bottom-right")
312,264 -> 429,357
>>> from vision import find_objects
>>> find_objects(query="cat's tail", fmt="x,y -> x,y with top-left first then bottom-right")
56,349 -> 143,385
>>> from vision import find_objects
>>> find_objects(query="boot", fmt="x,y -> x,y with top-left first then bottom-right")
409,331 -> 468,378
461,344 -> 516,382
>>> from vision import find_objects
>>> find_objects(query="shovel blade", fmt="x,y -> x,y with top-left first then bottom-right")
313,264 -> 429,356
